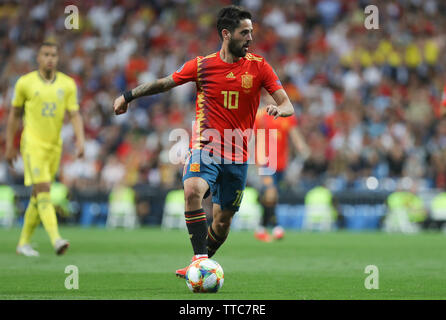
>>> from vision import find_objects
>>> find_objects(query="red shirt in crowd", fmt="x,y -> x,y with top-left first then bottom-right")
254,108 -> 298,172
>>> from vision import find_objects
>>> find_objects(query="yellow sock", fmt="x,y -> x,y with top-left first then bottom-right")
36,192 -> 61,246
18,196 -> 40,246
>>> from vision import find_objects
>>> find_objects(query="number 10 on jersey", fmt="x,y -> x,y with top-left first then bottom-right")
221,91 -> 239,109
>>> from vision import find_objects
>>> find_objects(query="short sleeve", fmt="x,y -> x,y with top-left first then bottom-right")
261,60 -> 283,95
66,79 -> 80,112
11,77 -> 26,108
171,58 -> 198,85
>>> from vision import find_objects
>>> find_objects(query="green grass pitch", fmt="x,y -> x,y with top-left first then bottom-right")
1,227 -> 446,300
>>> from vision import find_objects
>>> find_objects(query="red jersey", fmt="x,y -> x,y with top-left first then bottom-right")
442,84 -> 446,107
254,108 -> 298,172
172,52 -> 283,162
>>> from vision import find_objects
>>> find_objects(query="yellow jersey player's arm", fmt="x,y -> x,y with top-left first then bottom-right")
6,77 -> 25,167
68,110 -> 85,158
66,79 -> 85,158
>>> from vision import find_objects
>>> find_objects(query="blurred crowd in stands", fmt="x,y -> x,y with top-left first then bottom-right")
1,0 -> 446,194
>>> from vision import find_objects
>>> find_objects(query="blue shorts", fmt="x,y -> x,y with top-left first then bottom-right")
182,149 -> 248,212
259,167 -> 285,195
272,170 -> 285,187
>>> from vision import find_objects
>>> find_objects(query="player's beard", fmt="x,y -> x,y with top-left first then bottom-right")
41,67 -> 56,80
228,38 -> 248,58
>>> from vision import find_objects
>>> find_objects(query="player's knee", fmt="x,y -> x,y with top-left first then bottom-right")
261,186 -> 277,206
184,185 -> 205,205
213,210 -> 234,230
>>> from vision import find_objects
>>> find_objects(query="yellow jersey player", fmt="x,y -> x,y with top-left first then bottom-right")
5,42 -> 85,257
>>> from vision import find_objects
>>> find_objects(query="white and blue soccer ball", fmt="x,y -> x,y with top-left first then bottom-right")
185,258 -> 224,293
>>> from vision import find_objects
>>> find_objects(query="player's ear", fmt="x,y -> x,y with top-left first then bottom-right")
222,29 -> 231,40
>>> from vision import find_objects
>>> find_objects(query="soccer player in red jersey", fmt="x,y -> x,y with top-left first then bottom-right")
113,6 -> 295,278
254,105 -> 310,242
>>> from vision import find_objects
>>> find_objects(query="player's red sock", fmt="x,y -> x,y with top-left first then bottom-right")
185,208 -> 208,255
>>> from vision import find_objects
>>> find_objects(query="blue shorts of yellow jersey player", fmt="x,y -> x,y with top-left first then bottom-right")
182,149 -> 248,212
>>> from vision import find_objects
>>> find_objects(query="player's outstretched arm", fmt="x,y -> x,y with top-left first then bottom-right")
68,110 -> 85,158
266,89 -> 294,119
5,107 -> 23,167
113,75 -> 177,115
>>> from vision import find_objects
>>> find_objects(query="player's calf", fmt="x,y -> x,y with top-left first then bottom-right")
207,225 -> 228,258
183,178 -> 210,256
207,205 -> 234,258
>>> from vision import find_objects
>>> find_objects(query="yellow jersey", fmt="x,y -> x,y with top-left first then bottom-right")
11,71 -> 79,150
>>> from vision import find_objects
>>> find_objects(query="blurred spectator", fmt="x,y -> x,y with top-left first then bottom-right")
0,0 -> 446,195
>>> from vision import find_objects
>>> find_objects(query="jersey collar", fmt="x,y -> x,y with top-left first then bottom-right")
217,51 -> 245,66
37,71 -> 57,84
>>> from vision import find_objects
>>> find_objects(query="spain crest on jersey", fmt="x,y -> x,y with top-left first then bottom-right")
241,73 -> 253,89
190,163 -> 200,172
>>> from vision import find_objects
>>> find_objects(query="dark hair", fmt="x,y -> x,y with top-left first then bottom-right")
216,5 -> 252,40
39,41 -> 58,51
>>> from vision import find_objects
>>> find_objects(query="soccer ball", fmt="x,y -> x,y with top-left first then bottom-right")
185,258 -> 224,293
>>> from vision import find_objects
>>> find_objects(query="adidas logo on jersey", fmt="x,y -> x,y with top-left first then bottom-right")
226,72 -> 236,79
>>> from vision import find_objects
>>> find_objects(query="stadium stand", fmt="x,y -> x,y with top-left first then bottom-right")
1,0 -> 446,230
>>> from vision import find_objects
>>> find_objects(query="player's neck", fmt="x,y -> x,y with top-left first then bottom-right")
38,69 -> 56,83
219,47 -> 241,64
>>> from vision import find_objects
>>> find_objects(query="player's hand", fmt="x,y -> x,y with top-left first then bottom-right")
266,104 -> 282,119
113,95 -> 129,115
75,141 -> 84,159
5,147 -> 18,168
